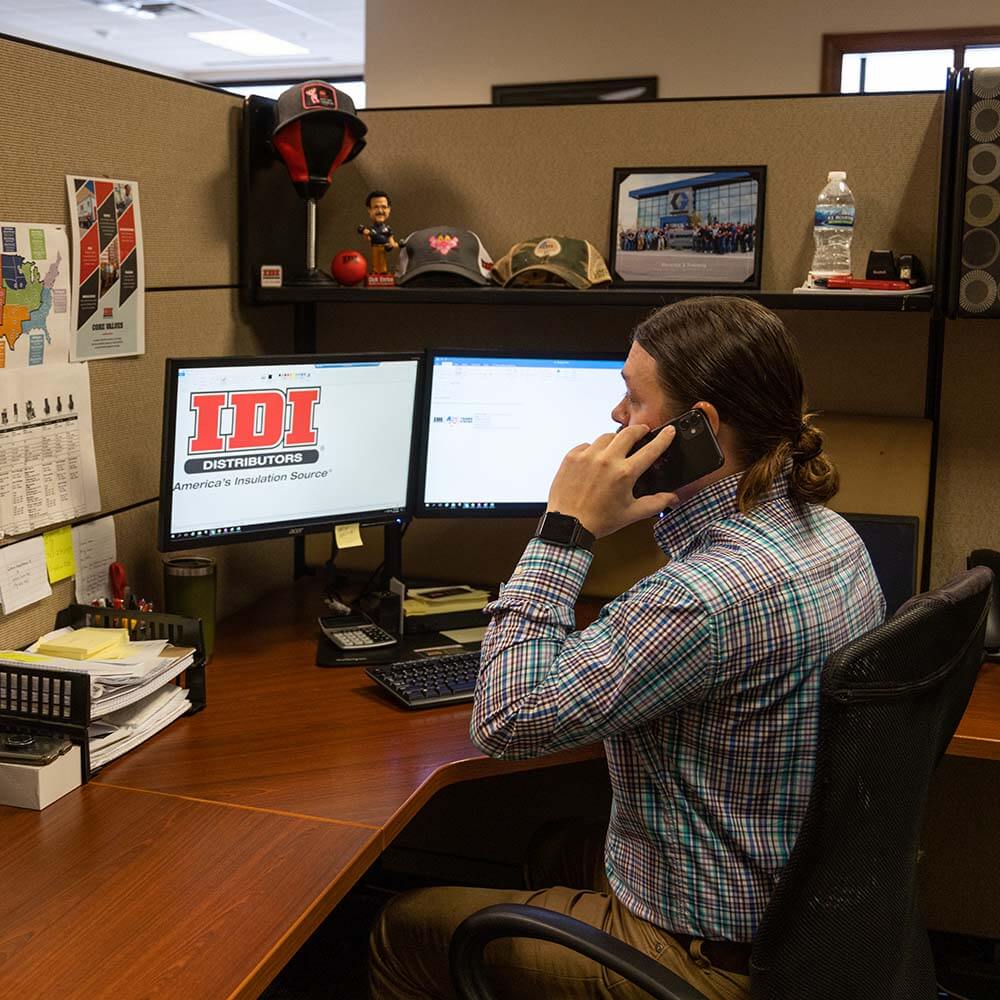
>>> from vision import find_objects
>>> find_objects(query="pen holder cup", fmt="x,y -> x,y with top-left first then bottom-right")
163,557 -> 217,660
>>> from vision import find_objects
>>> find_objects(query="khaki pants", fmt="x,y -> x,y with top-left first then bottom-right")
371,244 -> 389,274
369,884 -> 751,999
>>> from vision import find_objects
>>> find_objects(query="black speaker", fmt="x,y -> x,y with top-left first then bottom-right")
948,67 -> 1000,317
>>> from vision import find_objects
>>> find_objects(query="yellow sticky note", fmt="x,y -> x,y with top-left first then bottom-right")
334,522 -> 363,549
43,527 -> 76,583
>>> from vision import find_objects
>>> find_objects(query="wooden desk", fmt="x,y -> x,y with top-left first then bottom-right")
0,583 -> 598,1000
94,585 -> 599,843
1,583 -> 997,999
947,661 -> 1000,761
0,783 -> 376,999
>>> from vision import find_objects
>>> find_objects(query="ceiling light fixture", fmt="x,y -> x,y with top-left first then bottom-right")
189,29 -> 308,57
91,0 -> 187,18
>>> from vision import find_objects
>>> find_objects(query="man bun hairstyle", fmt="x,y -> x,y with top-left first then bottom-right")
631,297 -> 839,512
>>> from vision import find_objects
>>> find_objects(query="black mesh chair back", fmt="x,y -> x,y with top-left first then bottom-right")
450,568 -> 991,1000
749,566 -> 992,1000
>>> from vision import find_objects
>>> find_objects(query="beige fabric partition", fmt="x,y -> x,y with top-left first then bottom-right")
0,41 -> 955,646
932,318 -> 1000,584
0,38 -> 294,650
318,93 -> 943,293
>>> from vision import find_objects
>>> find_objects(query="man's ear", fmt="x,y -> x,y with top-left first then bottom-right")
692,401 -> 721,434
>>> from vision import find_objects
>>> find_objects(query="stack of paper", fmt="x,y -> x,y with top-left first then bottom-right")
404,585 -> 491,617
36,627 -> 130,660
88,684 -> 190,769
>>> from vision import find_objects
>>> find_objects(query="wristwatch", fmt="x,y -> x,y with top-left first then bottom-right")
534,511 -> 595,552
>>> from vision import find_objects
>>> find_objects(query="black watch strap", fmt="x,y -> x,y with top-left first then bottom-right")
534,511 -> 595,552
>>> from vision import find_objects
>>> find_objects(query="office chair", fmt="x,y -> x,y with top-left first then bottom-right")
967,549 -> 1000,661
450,567 -> 993,1000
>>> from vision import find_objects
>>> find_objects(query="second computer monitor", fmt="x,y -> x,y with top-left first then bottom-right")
418,350 -> 625,516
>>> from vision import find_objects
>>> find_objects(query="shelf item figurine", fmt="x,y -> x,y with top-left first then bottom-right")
357,190 -> 398,287
270,80 -> 368,285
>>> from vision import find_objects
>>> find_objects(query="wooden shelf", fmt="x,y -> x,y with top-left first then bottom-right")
250,285 -> 933,312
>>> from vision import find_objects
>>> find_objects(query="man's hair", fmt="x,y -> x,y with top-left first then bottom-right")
365,190 -> 391,208
631,296 -> 838,512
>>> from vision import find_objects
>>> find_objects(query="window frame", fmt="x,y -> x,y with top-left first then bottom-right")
821,27 -> 1000,93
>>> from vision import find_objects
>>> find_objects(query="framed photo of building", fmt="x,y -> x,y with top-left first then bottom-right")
609,166 -> 766,288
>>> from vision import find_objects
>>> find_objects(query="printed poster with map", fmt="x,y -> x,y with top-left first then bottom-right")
66,175 -> 145,361
0,223 -> 70,369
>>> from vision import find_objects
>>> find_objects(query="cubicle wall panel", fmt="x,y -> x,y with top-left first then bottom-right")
931,318 -> 1000,584
0,499 -> 291,650
788,312 -> 928,418
113,501 -> 293,623
316,303 -> 927,420
89,289 -> 292,514
315,94 -> 942,294
0,37 -> 240,288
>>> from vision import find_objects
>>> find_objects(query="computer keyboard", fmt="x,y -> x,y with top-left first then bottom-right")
366,651 -> 481,709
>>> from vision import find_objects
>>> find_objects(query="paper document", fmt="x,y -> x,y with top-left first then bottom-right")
89,684 -> 190,768
72,515 -> 116,605
0,222 -> 71,368
0,363 -> 101,537
10,629 -> 194,717
440,626 -> 488,644
0,536 -> 51,613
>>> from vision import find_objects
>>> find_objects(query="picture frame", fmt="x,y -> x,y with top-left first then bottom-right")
608,166 -> 766,288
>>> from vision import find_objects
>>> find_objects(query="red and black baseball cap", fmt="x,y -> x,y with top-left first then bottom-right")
272,81 -> 368,199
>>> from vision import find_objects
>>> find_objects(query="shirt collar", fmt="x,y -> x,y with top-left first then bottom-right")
652,467 -> 792,558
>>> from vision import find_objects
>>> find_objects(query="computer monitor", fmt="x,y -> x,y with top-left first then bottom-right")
159,353 -> 423,550
842,512 -> 920,616
417,350 -> 625,516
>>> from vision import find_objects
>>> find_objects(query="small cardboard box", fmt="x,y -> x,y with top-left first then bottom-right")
0,744 -> 81,810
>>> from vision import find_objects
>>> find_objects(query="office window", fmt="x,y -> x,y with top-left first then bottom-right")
822,28 -> 1000,93
840,49 -> 954,93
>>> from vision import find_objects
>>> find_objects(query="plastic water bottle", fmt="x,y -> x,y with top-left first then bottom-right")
810,171 -> 855,282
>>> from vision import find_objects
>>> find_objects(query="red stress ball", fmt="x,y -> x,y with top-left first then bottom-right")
331,249 -> 368,286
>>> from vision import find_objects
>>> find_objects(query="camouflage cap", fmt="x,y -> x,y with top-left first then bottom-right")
493,236 -> 612,289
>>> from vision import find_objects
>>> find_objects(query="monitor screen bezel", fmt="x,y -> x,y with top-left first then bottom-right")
416,347 -> 626,519
158,352 -> 425,552
840,511 -> 920,615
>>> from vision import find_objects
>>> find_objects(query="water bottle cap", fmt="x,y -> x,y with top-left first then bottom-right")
828,170 -> 847,180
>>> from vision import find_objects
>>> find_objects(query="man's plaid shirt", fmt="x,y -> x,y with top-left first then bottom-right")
473,470 -> 885,942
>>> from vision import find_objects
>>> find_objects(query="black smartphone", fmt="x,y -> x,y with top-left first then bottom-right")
627,409 -> 725,497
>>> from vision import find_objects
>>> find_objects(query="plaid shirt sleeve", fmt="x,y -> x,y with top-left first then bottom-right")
471,538 -> 716,759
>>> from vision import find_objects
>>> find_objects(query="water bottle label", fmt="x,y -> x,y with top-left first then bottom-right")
815,205 -> 855,227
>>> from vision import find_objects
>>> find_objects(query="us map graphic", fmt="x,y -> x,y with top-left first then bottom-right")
0,224 -> 70,368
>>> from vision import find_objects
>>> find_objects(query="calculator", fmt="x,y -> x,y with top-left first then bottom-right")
318,614 -> 398,651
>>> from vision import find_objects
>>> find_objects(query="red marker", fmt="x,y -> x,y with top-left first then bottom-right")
825,276 -> 913,291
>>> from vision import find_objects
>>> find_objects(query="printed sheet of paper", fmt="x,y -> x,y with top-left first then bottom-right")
0,363 -> 101,538
0,535 -> 52,614
72,515 -> 116,605
66,176 -> 145,361
0,222 -> 71,368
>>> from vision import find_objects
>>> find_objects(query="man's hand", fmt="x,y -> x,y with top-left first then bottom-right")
546,424 -> 678,539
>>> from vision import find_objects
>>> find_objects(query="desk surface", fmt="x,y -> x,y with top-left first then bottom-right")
1,584 -> 998,999
0,583 -> 598,1000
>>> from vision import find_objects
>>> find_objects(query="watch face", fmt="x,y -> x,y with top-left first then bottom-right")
542,512 -> 577,544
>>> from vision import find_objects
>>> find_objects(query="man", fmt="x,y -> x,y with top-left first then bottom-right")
358,190 -> 398,274
370,297 -> 885,1000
